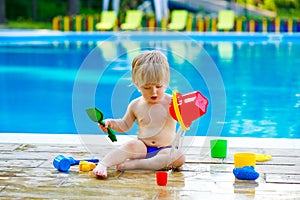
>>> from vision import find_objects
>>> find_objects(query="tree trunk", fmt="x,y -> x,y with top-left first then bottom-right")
0,0 -> 7,23
32,0 -> 37,20
86,0 -> 93,9
67,0 -> 80,15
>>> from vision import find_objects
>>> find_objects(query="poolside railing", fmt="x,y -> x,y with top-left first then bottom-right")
52,14 -> 300,33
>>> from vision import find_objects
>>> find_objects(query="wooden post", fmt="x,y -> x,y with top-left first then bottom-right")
63,16 -> 70,31
275,18 -> 280,33
186,13 -> 193,31
161,18 -> 167,31
205,16 -> 210,31
211,18 -> 217,32
148,17 -> 156,32
87,16 -> 94,32
76,15 -> 82,32
249,20 -> 255,32
197,18 -> 204,32
288,19 -> 293,33
52,16 -> 60,30
262,18 -> 267,33
236,18 -> 242,32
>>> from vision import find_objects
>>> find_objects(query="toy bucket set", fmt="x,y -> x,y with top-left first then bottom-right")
233,152 -> 272,181
168,90 -> 208,151
162,90 -> 209,186
233,153 -> 259,181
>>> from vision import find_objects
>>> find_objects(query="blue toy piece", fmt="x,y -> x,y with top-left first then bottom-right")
53,155 -> 99,172
233,166 -> 259,180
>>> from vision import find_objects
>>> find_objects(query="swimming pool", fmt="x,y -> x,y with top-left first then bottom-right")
0,30 -> 299,139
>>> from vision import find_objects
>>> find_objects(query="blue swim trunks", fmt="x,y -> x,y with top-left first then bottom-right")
146,146 -> 172,159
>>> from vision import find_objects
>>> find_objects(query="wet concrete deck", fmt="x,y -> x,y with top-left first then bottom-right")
0,134 -> 300,199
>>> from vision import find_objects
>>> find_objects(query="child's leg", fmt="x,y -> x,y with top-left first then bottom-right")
117,148 -> 185,170
93,139 -> 147,178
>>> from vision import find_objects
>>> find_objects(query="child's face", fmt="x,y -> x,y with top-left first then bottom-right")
139,83 -> 166,103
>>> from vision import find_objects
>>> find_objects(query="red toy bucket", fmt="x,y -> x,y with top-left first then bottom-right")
169,91 -> 208,129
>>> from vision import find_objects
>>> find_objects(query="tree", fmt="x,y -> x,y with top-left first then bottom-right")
0,0 -> 6,23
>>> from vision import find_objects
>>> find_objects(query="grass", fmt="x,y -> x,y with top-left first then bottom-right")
6,20 -> 52,30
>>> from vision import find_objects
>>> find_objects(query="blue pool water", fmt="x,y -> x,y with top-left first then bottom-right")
0,31 -> 299,138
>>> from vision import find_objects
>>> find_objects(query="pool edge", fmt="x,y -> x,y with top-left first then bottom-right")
0,133 -> 299,149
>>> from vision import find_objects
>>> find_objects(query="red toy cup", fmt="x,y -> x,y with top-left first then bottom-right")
156,171 -> 168,186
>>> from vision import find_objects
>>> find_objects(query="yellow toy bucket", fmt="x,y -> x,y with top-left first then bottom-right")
234,152 -> 256,168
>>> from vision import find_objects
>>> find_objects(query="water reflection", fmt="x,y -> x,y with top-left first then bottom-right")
102,40 -> 300,138
1,38 -> 299,138
97,41 -> 118,61
217,42 -> 234,61
233,180 -> 259,198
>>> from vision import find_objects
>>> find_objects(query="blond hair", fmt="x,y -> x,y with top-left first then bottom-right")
131,50 -> 170,88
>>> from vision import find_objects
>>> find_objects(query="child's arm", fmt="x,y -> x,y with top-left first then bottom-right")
100,100 -> 136,133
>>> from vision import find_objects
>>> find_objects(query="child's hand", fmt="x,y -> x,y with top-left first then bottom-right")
98,120 -> 112,132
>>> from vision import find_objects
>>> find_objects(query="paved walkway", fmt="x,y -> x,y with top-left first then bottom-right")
0,134 -> 299,199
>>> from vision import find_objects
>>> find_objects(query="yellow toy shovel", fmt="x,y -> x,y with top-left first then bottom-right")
255,154 -> 272,162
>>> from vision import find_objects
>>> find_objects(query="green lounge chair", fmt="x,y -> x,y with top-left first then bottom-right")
217,10 -> 235,31
120,10 -> 143,30
167,10 -> 189,31
96,11 -> 117,31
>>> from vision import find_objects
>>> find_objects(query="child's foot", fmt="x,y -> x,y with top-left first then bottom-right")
93,163 -> 107,178
116,163 -> 125,171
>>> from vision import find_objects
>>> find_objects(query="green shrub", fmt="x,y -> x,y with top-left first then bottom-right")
263,0 -> 277,10
274,0 -> 299,9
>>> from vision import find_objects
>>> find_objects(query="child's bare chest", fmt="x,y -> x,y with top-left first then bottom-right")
136,104 -> 168,127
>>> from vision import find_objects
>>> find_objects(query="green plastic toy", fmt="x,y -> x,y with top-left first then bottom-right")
86,108 -> 117,142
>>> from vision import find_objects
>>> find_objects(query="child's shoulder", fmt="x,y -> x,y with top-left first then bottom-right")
128,97 -> 143,107
130,96 -> 143,103
165,93 -> 172,99
163,93 -> 172,102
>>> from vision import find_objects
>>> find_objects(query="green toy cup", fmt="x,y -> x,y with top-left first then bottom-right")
210,139 -> 227,158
